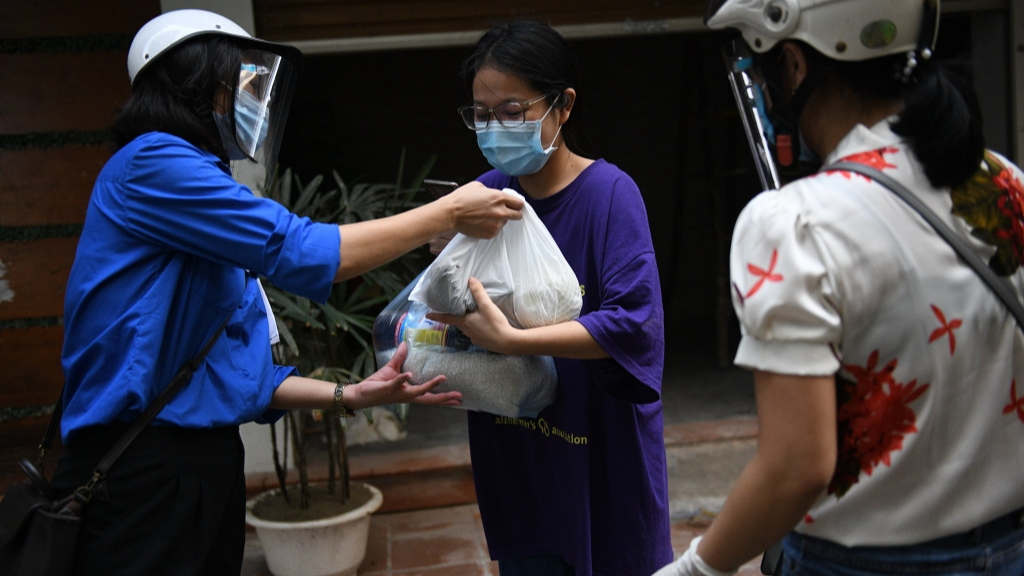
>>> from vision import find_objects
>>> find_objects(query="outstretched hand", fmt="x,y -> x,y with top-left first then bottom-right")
444,182 -> 524,239
427,277 -> 520,355
347,342 -> 462,409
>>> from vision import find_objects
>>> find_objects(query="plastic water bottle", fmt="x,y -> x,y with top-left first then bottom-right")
373,273 -> 471,369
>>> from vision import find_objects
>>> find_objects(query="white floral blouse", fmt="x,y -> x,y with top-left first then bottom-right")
730,120 -> 1024,546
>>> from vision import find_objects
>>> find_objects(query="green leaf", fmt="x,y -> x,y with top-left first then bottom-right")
293,174 -> 325,215
394,146 -> 406,190
303,188 -> 339,217
342,280 -> 384,312
348,327 -> 373,358
271,294 -> 325,329
332,170 -> 349,198
279,168 -> 293,207
348,294 -> 389,313
409,154 -> 437,189
395,403 -> 409,424
355,348 -> 376,375
317,301 -> 350,333
362,267 -> 410,298
275,317 -> 299,357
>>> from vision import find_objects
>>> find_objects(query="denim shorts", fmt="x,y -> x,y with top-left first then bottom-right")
780,509 -> 1024,576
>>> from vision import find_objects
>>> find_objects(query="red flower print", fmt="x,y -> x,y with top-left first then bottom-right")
804,514 -> 815,524
993,167 -> 1024,262
1004,379 -> 1024,424
825,147 -> 899,181
829,351 -> 929,497
951,152 -> 1024,276
927,304 -> 962,355
745,249 -> 784,298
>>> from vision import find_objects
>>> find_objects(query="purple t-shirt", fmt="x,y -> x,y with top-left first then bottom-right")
470,160 -> 671,576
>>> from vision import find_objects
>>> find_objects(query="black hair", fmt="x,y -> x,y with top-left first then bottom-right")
461,21 -> 581,149
890,57 -> 983,190
111,36 -> 243,161
773,41 -> 984,190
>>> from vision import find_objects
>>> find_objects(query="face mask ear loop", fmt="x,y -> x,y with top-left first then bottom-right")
538,99 -> 562,152
544,123 -> 563,152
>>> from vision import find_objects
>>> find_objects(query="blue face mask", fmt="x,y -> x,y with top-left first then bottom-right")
798,130 -> 820,166
476,102 -> 561,176
213,89 -> 270,161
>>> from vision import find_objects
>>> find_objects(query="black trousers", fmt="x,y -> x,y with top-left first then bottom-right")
50,424 -> 246,576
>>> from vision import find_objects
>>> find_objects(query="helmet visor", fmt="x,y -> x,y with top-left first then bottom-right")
229,49 -> 299,187
721,39 -> 782,190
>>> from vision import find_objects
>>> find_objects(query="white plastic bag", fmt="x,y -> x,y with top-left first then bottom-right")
410,189 -> 582,329
373,274 -> 559,419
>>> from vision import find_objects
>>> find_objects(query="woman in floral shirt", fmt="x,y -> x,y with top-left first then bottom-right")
655,1 -> 1024,575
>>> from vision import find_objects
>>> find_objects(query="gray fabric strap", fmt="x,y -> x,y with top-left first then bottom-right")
827,161 -> 1024,328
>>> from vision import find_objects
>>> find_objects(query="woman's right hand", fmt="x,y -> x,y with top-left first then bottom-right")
441,182 -> 523,239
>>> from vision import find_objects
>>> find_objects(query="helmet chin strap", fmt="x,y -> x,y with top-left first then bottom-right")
758,56 -> 831,182
788,61 -> 834,121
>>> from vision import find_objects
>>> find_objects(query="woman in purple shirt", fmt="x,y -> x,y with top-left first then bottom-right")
429,21 -> 672,576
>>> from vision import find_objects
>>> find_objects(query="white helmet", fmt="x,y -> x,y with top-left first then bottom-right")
127,9 -> 304,188
705,0 -> 940,61
129,9 -> 255,86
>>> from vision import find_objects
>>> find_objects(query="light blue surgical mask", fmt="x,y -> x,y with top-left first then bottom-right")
798,130 -> 820,166
476,103 -> 561,176
213,89 -> 270,161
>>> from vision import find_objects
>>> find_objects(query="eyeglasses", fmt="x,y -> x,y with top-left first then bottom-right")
458,94 -> 551,130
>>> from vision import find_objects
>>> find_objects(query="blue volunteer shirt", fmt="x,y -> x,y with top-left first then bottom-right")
60,132 -> 340,444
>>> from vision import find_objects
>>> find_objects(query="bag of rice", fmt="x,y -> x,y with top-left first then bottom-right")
373,274 -> 558,418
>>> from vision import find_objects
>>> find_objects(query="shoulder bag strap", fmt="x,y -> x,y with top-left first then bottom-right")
38,309 -> 233,491
758,163 -> 1024,575
91,311 -> 233,480
37,389 -> 64,467
827,161 -> 1024,328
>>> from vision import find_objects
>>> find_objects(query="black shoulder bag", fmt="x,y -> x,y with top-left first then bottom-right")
760,162 -> 1024,575
0,313 -> 232,576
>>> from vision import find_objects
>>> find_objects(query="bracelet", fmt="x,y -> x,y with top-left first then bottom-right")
333,382 -> 356,418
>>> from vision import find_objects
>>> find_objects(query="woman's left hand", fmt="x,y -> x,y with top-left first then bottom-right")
347,341 -> 462,409
427,277 -> 520,355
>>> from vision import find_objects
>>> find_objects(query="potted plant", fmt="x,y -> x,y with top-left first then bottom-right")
245,152 -> 434,576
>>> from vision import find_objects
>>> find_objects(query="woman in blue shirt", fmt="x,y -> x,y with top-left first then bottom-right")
50,9 -> 523,575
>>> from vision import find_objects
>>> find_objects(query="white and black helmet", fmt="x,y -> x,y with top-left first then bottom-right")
704,0 -> 941,190
128,9 -> 302,87
705,0 -> 940,62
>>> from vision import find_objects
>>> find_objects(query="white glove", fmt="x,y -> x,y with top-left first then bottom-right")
651,536 -> 737,576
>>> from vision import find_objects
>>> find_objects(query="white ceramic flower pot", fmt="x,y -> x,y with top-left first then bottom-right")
246,482 -> 384,576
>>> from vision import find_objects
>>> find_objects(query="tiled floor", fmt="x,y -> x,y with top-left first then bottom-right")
360,504 -> 496,576
243,503 -> 764,576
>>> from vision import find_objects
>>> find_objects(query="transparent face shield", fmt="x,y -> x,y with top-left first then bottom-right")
722,39 -> 782,190
227,49 -> 299,188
